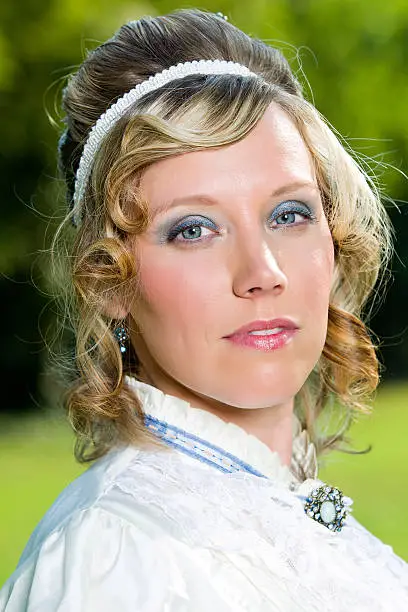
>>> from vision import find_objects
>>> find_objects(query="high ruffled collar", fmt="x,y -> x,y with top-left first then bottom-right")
125,376 -> 318,488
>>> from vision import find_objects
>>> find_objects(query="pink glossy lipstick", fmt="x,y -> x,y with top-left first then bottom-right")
223,318 -> 299,352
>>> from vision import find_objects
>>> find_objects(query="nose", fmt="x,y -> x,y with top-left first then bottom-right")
232,238 -> 288,298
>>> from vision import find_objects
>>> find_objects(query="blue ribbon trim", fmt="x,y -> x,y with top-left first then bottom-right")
144,414 -> 266,477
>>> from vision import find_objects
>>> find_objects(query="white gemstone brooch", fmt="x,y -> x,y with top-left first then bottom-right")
304,485 -> 349,532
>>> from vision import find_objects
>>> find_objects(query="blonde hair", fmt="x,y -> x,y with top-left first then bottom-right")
55,8 -> 392,463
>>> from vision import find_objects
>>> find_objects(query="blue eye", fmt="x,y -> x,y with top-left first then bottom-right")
275,212 -> 297,225
166,216 -> 216,243
270,201 -> 315,227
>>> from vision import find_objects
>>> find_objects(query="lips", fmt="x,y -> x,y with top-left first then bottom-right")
225,318 -> 299,337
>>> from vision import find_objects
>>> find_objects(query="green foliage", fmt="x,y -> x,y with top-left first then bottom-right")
1,1 -> 407,406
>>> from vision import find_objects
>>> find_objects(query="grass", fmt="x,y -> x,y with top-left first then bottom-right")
0,416 -> 84,585
0,382 -> 407,586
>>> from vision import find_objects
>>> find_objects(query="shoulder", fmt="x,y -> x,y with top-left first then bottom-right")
0,503 -> 182,611
16,445 -> 144,566
18,443 -> 192,566
0,446 -> 186,611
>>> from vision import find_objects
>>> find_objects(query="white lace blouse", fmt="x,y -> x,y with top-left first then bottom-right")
1,377 -> 407,611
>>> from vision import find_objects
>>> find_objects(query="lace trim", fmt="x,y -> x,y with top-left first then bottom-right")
111,451 -> 407,609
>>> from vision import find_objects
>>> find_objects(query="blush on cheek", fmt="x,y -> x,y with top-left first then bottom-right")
136,259 -> 205,333
137,265 -> 180,318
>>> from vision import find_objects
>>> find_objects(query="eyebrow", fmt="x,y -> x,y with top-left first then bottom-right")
148,180 -> 320,222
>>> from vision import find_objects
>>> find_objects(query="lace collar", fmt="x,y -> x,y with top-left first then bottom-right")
125,376 -> 318,488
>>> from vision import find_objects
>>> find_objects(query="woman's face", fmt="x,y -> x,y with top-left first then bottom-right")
127,103 -> 334,411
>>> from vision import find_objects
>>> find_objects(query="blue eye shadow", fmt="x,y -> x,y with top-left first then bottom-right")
156,200 -> 316,244
270,200 -> 316,222
159,215 -> 216,243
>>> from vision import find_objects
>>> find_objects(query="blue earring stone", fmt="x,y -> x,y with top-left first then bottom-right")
114,325 -> 128,354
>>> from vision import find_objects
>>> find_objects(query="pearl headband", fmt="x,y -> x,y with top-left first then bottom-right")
72,59 -> 260,225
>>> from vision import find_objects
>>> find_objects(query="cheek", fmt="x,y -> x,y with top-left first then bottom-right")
295,233 -> 334,320
134,248 -> 222,331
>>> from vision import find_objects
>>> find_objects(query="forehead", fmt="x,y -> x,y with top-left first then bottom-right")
140,103 -> 316,203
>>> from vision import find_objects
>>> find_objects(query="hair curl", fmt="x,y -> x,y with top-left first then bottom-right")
54,8 -> 392,463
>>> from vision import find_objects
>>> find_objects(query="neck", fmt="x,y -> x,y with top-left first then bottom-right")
136,367 -> 294,468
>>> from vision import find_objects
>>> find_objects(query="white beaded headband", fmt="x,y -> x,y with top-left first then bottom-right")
72,59 -> 260,225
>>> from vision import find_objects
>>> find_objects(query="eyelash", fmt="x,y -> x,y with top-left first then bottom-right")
165,201 -> 316,244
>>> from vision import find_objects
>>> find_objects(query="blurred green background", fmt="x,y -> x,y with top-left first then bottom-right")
1,0 -> 407,583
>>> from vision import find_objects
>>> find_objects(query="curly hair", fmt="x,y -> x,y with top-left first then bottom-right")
54,8 -> 392,463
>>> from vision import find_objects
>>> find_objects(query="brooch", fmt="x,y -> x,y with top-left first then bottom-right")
304,485 -> 349,532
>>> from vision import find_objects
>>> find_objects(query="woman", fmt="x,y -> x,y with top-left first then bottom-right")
1,8 -> 407,611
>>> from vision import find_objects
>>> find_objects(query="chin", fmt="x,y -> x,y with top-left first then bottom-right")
208,374 -> 306,410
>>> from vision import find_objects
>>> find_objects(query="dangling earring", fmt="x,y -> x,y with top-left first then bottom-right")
114,324 -> 128,354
